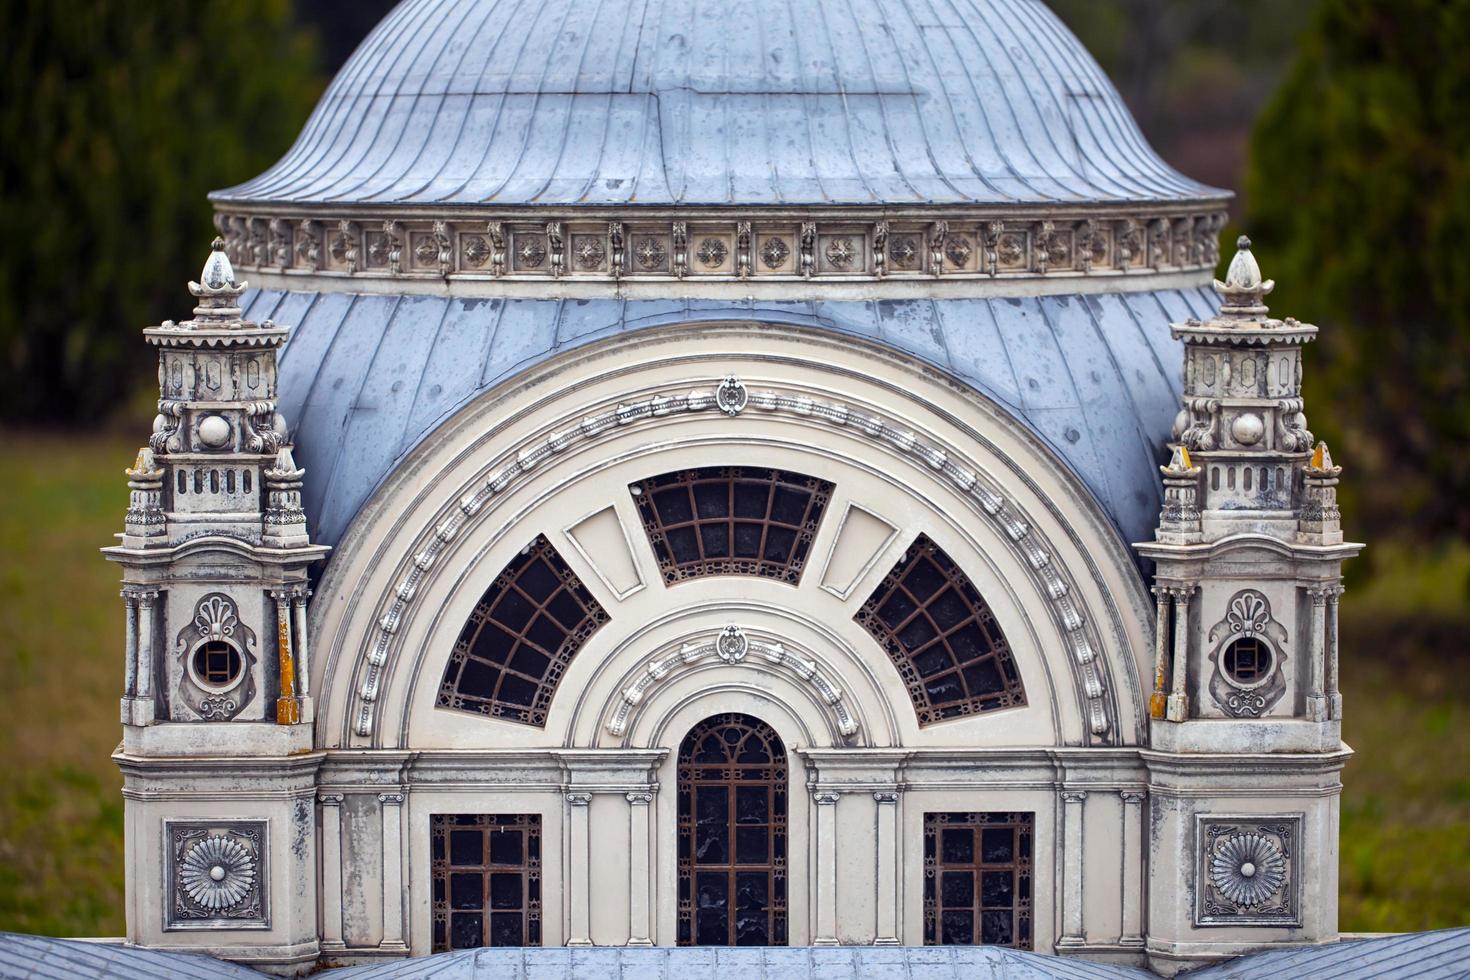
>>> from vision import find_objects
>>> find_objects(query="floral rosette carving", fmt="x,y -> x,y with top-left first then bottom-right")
1209,832 -> 1286,906
176,832 -> 261,918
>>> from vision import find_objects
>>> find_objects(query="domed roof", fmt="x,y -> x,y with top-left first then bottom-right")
215,0 -> 1225,208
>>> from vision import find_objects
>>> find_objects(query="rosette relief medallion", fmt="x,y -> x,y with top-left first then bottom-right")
1196,816 -> 1301,926
165,821 -> 268,929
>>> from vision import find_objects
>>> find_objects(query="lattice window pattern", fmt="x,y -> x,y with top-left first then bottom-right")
631,467 -> 834,585
924,811 -> 1033,949
855,534 -> 1025,725
677,713 -> 788,946
431,814 -> 542,951
437,534 -> 609,726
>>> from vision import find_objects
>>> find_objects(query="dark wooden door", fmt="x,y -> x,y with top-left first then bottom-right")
677,713 -> 788,946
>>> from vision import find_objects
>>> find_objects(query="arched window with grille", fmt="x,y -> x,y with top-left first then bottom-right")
437,535 -> 608,726
855,534 -> 1026,725
631,467 -> 834,585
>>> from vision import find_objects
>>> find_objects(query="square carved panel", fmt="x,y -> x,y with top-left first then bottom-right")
164,819 -> 269,930
1194,814 -> 1301,927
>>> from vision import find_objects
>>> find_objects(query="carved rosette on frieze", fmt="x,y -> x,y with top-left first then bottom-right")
205,208 -> 1229,285
1196,815 -> 1301,926
166,821 -> 268,929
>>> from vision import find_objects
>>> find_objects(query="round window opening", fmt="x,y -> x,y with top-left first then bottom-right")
192,640 -> 243,690
1222,637 -> 1273,688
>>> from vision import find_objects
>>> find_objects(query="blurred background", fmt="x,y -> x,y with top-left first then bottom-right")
1,0 -> 1465,938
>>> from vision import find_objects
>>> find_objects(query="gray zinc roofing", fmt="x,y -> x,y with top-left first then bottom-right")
241,287 -> 1217,559
212,0 -> 1227,208
6,930 -> 1470,978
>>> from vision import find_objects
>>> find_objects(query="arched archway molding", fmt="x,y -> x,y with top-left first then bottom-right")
311,326 -> 1152,751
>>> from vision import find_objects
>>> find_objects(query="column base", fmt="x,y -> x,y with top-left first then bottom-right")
1306,695 -> 1328,721
121,696 -> 155,727
872,937 -> 901,946
1330,693 -> 1343,718
1165,693 -> 1188,722
1055,935 -> 1088,949
625,939 -> 654,947
565,939 -> 595,947
374,941 -> 409,955
811,938 -> 841,946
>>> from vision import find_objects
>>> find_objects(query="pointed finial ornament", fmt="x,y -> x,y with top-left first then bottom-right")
1161,444 -> 1199,476
1214,235 -> 1275,318
188,238 -> 248,320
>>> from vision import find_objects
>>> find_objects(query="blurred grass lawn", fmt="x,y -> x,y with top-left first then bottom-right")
0,430 -> 1465,936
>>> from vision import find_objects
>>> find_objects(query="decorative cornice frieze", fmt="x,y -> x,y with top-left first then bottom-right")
349,376 -> 1117,746
213,206 -> 1228,288
606,626 -> 860,740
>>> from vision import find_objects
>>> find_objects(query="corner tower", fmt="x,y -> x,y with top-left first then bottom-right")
1136,238 -> 1361,972
105,240 -> 328,969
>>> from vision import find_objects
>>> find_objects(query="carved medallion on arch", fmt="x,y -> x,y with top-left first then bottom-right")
607,626 -> 860,741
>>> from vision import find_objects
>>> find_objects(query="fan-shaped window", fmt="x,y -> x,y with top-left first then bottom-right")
437,535 -> 608,726
631,467 -> 833,585
855,535 -> 1025,725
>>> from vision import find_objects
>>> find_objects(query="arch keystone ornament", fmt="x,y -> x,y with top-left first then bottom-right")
608,628 -> 859,740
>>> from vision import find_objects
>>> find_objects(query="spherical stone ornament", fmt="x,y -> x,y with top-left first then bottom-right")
1209,832 -> 1286,907
1231,412 -> 1265,446
180,835 -> 257,911
197,415 -> 231,448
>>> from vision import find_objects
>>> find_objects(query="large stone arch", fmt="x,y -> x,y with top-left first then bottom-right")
309,322 -> 1155,752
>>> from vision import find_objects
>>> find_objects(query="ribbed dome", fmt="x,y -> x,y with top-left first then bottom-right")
215,0 -> 1225,208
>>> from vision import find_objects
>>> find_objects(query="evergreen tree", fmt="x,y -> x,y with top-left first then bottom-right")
1247,0 -> 1470,540
0,1 -> 318,424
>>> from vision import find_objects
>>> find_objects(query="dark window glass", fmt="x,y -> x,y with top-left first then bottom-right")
678,714 -> 787,946
632,468 -> 834,585
923,812 -> 1033,950
431,814 -> 541,952
855,535 -> 1025,725
192,640 -> 242,687
437,535 -> 609,726
1223,637 -> 1271,684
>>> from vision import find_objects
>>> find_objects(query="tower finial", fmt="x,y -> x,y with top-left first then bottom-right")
1213,234 -> 1275,318
188,237 -> 247,320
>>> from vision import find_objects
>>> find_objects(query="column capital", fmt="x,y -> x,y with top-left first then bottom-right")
377,792 -> 404,805
1061,790 -> 1089,804
872,791 -> 899,804
319,793 -> 345,806
1120,790 -> 1147,804
813,791 -> 841,806
625,791 -> 653,805
121,586 -> 161,602
566,792 -> 593,806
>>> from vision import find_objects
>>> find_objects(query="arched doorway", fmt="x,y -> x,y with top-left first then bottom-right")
676,713 -> 788,946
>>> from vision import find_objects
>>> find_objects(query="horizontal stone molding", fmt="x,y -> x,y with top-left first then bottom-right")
214,206 -> 1227,290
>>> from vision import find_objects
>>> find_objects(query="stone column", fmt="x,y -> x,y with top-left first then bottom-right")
1058,790 -> 1087,946
134,589 -> 158,724
1306,587 -> 1329,721
292,591 -> 313,720
1149,588 -> 1170,719
319,794 -> 345,951
565,793 -> 593,946
1326,586 -> 1343,719
626,792 -> 653,946
813,791 -> 840,945
1166,587 -> 1192,722
272,589 -> 301,725
120,591 -> 138,724
1119,792 -> 1146,946
873,792 -> 900,945
378,792 -> 407,951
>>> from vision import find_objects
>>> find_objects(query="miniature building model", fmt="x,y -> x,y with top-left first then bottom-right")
105,0 -> 1360,973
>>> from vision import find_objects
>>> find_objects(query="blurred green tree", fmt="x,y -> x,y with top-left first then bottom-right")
0,0 -> 318,425
1247,0 -> 1470,541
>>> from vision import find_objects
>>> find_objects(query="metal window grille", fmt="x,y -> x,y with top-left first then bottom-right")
431,814 -> 542,951
923,811 -> 1033,949
631,467 -> 833,585
437,534 -> 608,726
855,534 -> 1025,725
677,713 -> 788,946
